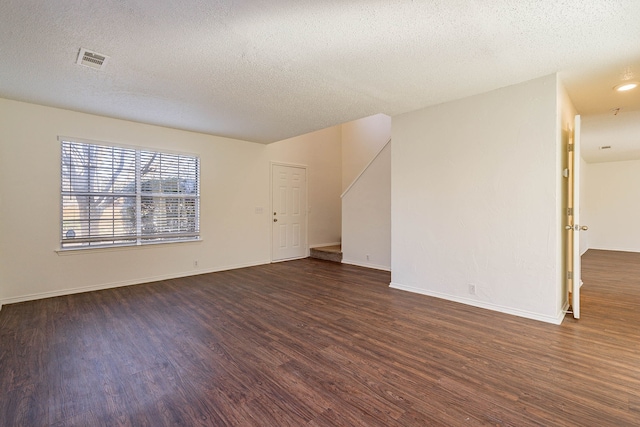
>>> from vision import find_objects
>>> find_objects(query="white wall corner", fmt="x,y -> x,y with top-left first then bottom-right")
342,142 -> 391,271
391,74 -> 560,322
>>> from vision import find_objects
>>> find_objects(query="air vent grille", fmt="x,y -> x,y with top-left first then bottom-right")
77,48 -> 109,70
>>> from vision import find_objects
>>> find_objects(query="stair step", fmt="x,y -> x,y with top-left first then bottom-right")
310,245 -> 342,263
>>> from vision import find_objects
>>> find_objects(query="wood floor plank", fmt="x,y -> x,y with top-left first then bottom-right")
2,250 -> 640,425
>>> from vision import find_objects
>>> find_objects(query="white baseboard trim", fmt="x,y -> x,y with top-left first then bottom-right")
389,282 -> 565,325
0,260 -> 271,306
342,259 -> 391,272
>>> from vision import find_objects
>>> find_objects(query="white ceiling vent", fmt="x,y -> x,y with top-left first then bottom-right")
76,48 -> 109,70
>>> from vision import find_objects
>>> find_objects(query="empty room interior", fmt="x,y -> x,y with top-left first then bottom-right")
2,1 -> 640,425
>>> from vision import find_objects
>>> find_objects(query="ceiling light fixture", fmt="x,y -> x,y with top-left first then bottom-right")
614,82 -> 638,92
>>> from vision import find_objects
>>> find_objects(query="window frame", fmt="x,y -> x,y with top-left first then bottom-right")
59,137 -> 200,250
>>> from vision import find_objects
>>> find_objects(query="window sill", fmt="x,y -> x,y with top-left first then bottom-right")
55,238 -> 203,256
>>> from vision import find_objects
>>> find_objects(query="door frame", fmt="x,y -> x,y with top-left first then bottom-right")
566,115 -> 582,319
270,162 -> 309,263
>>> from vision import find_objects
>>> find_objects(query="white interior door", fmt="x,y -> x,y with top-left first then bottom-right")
272,164 -> 307,261
568,115 -> 583,319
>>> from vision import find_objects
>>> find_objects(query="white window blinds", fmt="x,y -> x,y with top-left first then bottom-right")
61,139 -> 199,249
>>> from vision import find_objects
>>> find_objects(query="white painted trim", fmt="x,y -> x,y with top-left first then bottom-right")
55,237 -> 203,255
389,282 -> 565,325
270,161 -> 308,169
587,246 -> 640,254
271,256 -> 308,264
341,138 -> 391,199
561,300 -> 570,319
270,162 -> 309,263
342,259 -> 390,272
57,135 -> 198,157
309,242 -> 341,249
0,260 -> 270,306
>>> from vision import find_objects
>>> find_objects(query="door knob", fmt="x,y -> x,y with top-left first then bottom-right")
580,225 -> 588,231
565,225 -> 572,230
273,218 -> 278,222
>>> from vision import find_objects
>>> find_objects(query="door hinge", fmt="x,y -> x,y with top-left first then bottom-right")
567,207 -> 573,216
567,271 -> 573,280
568,143 -> 574,152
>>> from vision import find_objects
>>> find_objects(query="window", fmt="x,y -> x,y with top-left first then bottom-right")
61,139 -> 199,249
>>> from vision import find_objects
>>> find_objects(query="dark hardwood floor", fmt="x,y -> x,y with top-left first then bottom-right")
1,250 -> 640,426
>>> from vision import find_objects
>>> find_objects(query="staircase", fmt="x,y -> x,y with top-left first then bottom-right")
310,245 -> 342,263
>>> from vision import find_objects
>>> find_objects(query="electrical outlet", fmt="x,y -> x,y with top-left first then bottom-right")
194,260 -> 199,268
366,254 -> 370,261
468,284 -> 476,295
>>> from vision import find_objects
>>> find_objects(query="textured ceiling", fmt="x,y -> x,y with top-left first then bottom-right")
1,0 -> 639,144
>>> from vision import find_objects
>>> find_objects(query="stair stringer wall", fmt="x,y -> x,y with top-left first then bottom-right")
341,142 -> 391,271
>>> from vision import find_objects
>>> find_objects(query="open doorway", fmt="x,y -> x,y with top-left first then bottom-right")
577,110 -> 640,314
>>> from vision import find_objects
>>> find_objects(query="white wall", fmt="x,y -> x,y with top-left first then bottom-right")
342,143 -> 391,270
584,159 -> 640,252
340,114 -> 392,270
581,111 -> 640,163
0,98 -> 342,304
391,74 -> 564,324
341,113 -> 391,192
